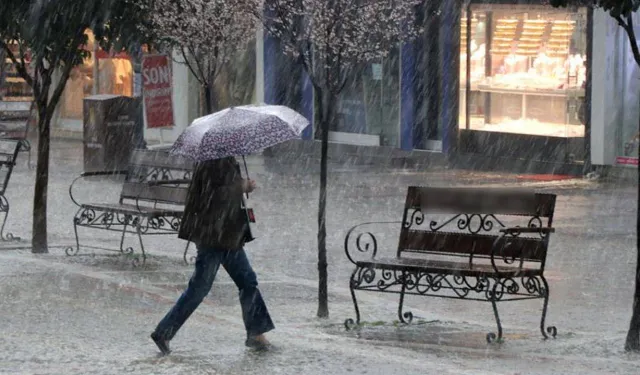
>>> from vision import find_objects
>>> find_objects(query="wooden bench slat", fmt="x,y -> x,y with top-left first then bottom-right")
121,182 -> 189,205
130,149 -> 194,170
357,257 -> 542,277
399,230 -> 546,262
406,186 -> 556,217
81,203 -> 183,217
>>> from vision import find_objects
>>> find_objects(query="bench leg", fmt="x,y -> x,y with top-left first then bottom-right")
398,271 -> 413,324
119,217 -> 129,253
65,216 -> 81,256
487,282 -> 503,343
344,268 -> 362,330
183,241 -> 194,265
0,194 -> 17,241
539,275 -> 557,339
132,223 -> 147,268
22,140 -> 32,169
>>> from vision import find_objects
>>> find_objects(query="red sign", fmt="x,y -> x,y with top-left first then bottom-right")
142,55 -> 174,129
616,156 -> 639,166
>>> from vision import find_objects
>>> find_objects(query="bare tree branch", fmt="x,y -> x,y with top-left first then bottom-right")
180,46 -> 205,86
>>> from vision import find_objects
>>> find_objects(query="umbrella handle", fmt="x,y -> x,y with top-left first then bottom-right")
242,155 -> 249,199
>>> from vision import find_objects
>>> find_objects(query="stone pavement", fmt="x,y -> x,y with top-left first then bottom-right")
0,139 -> 638,374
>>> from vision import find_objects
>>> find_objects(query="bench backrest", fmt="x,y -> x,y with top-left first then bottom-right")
120,149 -> 194,207
398,186 -> 556,269
0,139 -> 21,196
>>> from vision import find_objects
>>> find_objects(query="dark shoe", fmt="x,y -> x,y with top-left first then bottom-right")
151,332 -> 171,355
245,336 -> 272,351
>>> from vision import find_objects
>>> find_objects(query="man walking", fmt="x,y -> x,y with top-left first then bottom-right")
151,156 -> 274,355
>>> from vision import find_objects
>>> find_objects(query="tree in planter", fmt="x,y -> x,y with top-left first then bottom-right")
261,0 -> 421,318
551,0 -> 640,352
0,0 -> 151,253
150,0 -> 259,115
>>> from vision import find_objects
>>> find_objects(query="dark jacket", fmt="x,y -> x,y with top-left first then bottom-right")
178,157 -> 250,250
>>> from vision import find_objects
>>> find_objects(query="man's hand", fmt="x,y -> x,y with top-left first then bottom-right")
242,179 -> 257,193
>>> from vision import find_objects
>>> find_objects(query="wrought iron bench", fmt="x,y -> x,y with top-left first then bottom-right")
344,186 -> 557,343
66,149 -> 194,266
0,138 -> 23,241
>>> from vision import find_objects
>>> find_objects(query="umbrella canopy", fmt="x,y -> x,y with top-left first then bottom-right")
171,104 -> 310,162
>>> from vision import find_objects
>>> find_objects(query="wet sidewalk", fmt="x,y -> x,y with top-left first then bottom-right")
1,248 -> 639,375
1,138 -> 638,374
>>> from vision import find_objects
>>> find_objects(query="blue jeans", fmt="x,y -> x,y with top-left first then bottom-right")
153,246 -> 275,340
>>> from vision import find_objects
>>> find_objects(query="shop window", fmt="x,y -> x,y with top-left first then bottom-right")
460,4 -> 588,138
60,30 -> 134,120
331,47 -> 401,147
97,56 -> 132,97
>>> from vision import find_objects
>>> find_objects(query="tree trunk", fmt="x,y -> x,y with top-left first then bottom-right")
316,88 -> 335,319
625,107 -> 640,352
31,104 -> 50,253
204,84 -> 216,115
131,46 -> 146,149
30,61 -> 72,254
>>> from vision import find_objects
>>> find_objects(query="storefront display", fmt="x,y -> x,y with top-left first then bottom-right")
461,4 -> 588,140
60,30 -> 134,122
62,64 -> 94,119
97,57 -> 133,97
460,16 -> 486,88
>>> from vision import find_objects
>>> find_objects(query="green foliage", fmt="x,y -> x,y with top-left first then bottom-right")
93,0 -> 155,55
0,0 -> 151,88
2,1 -> 93,78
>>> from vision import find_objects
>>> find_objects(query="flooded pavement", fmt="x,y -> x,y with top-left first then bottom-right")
1,250 -> 639,375
0,140 -> 639,374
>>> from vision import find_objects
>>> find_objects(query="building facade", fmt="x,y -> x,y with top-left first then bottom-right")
44,1 -> 638,172
264,0 -> 597,171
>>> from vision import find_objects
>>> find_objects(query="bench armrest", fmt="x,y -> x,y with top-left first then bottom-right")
499,227 -> 555,235
344,221 -> 402,265
68,170 -> 129,207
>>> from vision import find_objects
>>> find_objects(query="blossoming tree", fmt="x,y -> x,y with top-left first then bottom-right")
150,0 -> 260,115
261,0 -> 422,318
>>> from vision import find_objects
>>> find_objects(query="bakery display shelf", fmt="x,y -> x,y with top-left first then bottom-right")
476,85 -> 585,97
